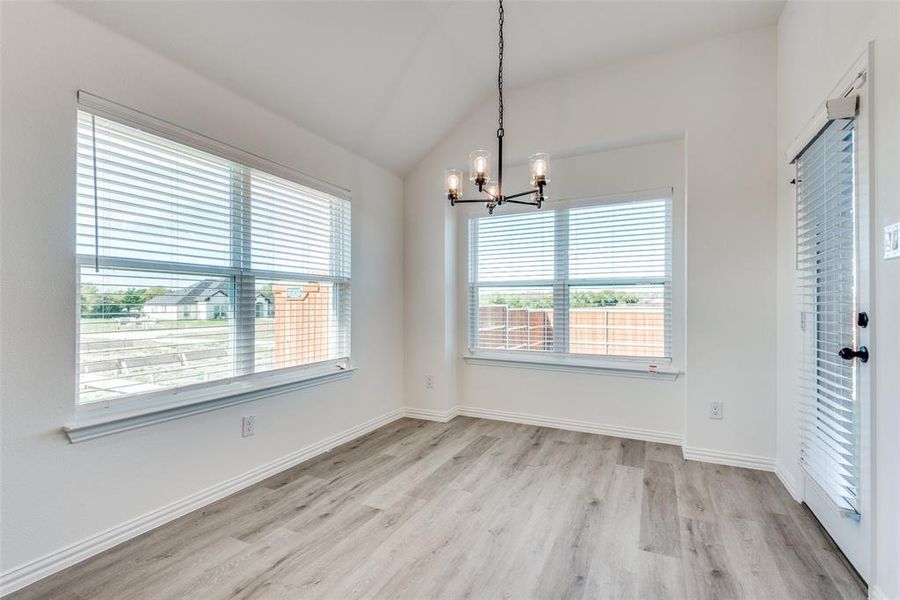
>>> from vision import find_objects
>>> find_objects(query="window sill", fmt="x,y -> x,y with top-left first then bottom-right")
462,353 -> 680,381
64,366 -> 357,443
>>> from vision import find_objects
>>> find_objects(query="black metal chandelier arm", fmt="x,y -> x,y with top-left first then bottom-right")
502,189 -> 540,201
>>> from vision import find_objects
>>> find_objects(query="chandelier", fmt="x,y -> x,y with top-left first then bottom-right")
445,0 -> 549,215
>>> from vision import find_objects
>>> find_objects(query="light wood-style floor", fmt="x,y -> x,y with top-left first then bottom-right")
10,417 -> 865,600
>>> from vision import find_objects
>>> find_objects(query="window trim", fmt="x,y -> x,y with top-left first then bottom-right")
72,92 -> 353,428
66,365 -> 356,443
462,352 -> 678,380
466,190 -> 674,373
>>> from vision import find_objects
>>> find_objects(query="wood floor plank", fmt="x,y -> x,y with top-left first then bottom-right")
278,494 -> 428,599
229,501 -> 383,599
673,458 -> 716,521
581,464 -> 644,599
680,516 -> 744,600
640,459 -> 682,557
645,441 -> 684,465
530,462 -> 618,599
617,437 -> 647,468
406,434 -> 498,500
637,551 -> 686,600
7,416 -> 864,600
261,418 -> 424,489
761,512 -> 845,600
717,516 -> 795,600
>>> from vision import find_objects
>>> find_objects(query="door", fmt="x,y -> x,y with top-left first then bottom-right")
795,65 -> 871,580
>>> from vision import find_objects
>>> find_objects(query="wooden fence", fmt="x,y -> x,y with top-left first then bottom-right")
478,305 -> 664,357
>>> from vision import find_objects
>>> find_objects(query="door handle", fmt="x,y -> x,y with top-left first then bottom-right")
838,346 -> 869,363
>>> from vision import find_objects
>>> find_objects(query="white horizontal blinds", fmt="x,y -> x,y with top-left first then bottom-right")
248,170 -> 352,370
567,199 -> 672,358
76,109 -> 350,404
797,117 -> 859,513
476,211 -> 555,282
470,211 -> 555,352
469,196 -> 672,359
249,170 -> 351,279
76,112 -> 235,267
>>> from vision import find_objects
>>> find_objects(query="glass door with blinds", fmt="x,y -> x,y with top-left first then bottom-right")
794,73 -> 871,579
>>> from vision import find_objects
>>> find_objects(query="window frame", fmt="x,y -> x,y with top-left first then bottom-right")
72,92 -> 353,426
465,191 -> 675,377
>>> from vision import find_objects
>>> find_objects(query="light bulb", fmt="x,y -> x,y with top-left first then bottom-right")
445,169 -> 463,201
469,150 -> 490,183
529,152 -> 550,185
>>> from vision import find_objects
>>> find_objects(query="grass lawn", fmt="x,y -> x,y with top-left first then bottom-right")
79,318 -> 230,333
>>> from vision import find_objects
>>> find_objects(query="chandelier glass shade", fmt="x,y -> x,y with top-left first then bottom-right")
445,0 -> 549,215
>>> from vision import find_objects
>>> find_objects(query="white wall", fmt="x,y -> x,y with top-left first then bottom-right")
454,140 -> 687,438
0,1 -> 404,578
776,2 -> 900,596
405,27 -> 778,458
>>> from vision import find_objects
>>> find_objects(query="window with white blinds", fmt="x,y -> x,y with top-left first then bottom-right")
468,197 -> 672,361
76,108 -> 351,405
796,117 -> 859,513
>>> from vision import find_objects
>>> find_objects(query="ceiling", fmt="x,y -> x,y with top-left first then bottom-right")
67,0 -> 785,175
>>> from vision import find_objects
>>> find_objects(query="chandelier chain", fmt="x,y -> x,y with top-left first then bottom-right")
446,0 -> 546,213
497,0 -> 504,138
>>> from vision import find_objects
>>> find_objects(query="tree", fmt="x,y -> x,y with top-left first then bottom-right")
120,288 -> 146,314
80,285 -> 99,316
142,286 -> 168,303
485,289 -> 640,309
485,292 -> 552,309
571,290 -> 639,307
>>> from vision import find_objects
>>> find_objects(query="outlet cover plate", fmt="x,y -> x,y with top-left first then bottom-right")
709,402 -> 724,420
242,416 -> 256,437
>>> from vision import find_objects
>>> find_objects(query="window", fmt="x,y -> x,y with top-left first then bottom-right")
468,196 -> 671,364
76,107 -> 351,405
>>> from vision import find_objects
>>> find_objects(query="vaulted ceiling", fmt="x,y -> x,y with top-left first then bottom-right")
67,0 -> 784,175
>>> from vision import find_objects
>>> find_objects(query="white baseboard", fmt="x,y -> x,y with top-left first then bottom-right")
401,406 -> 460,422
869,585 -> 890,600
0,407 -> 405,598
682,445 -> 777,471
775,461 -> 803,502
454,405 -> 683,446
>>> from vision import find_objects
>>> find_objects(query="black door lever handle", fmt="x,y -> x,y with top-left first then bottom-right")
838,346 -> 869,363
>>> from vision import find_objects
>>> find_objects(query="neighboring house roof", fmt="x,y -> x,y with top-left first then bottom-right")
255,293 -> 273,304
144,279 -> 230,306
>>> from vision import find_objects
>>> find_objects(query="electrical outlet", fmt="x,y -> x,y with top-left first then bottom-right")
709,402 -> 724,420
242,415 -> 256,437
425,374 -> 435,389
